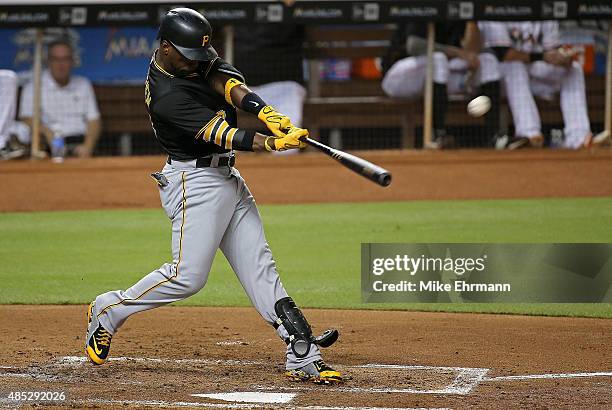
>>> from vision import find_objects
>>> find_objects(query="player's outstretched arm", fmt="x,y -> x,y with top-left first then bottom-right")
206,72 -> 307,152
207,72 -> 307,138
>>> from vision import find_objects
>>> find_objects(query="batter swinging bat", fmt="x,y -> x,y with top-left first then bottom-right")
304,138 -> 392,187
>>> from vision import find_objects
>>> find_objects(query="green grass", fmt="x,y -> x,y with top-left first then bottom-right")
1,197 -> 611,318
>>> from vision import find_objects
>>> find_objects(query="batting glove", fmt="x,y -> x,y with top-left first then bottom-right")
265,127 -> 308,151
257,105 -> 297,138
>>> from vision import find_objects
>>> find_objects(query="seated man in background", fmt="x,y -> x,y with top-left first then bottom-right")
20,38 -> 101,159
479,21 -> 592,149
382,22 -> 501,149
233,24 -> 306,153
0,70 -> 27,160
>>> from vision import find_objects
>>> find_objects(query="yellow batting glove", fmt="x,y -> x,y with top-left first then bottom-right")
257,105 -> 296,138
265,127 -> 308,152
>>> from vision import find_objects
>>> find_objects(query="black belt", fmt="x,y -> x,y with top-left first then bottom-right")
167,155 -> 235,168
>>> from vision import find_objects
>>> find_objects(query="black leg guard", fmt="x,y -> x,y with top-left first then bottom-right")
273,297 -> 339,358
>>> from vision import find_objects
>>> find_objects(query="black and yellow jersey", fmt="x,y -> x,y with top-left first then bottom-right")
145,51 -> 245,160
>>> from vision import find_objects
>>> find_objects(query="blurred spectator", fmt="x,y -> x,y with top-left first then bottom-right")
382,22 -> 501,149
233,24 -> 306,134
479,21 -> 592,149
19,38 -> 101,158
0,70 -> 27,160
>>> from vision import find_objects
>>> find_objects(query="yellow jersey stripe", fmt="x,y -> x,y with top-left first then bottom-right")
215,122 -> 229,146
225,128 -> 237,150
195,116 -> 218,140
202,117 -> 222,142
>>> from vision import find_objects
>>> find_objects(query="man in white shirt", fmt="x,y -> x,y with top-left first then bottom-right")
0,70 -> 27,160
20,39 -> 101,157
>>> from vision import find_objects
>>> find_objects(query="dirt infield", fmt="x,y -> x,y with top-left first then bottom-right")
1,149 -> 612,212
0,306 -> 610,409
1,150 -> 611,408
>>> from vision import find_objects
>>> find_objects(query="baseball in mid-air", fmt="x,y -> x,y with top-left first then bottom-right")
467,96 -> 491,117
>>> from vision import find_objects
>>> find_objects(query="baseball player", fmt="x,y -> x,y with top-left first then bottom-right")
479,21 -> 592,149
0,70 -> 25,160
85,8 -> 343,385
382,22 -> 501,148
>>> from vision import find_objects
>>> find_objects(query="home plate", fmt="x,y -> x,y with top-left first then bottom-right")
192,392 -> 296,404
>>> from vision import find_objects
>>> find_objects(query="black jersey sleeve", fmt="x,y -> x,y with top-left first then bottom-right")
152,86 -> 251,150
200,57 -> 245,83
152,88 -> 218,140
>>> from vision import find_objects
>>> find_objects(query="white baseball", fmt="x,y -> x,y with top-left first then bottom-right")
467,96 -> 491,117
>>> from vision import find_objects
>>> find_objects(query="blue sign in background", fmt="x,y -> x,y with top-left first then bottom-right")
0,27 -> 158,84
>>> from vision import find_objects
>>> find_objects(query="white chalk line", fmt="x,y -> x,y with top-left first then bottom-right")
216,340 -> 249,346
56,355 -> 262,366
55,357 -> 486,395
3,355 -> 610,407
8,398 -> 448,410
192,392 -> 296,404
485,372 -> 612,381
0,397 -> 449,410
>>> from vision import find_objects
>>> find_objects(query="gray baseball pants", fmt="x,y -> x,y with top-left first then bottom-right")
93,155 -> 321,369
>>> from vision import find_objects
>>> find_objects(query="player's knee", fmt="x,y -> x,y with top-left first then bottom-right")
174,269 -> 208,296
381,73 -> 404,98
182,278 -> 207,297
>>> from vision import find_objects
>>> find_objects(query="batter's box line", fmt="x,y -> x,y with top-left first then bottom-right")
484,371 -> 612,381
56,357 -> 488,394
360,363 -> 490,394
2,356 -> 489,396
54,355 -> 263,366
0,398 -> 452,410
259,364 -> 490,395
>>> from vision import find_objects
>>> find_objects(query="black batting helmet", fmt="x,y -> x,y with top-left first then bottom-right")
157,8 -> 218,61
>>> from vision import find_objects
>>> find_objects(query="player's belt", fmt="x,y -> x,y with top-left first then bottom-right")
167,154 -> 235,168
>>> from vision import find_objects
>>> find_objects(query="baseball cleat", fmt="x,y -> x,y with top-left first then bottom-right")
507,135 -> 544,150
285,360 -> 344,385
85,302 -> 113,365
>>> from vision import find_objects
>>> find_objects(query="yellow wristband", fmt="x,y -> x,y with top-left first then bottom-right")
224,78 -> 244,106
264,136 -> 276,152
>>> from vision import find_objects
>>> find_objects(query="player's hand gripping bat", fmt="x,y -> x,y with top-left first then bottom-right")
303,137 -> 392,187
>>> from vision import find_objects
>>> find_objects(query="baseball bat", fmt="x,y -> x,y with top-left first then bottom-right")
304,138 -> 392,187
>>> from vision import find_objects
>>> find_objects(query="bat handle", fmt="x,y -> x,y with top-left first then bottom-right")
303,137 -> 325,150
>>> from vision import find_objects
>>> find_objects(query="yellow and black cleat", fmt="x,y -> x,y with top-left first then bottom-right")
285,360 -> 344,385
85,302 -> 113,365
86,324 -> 112,365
